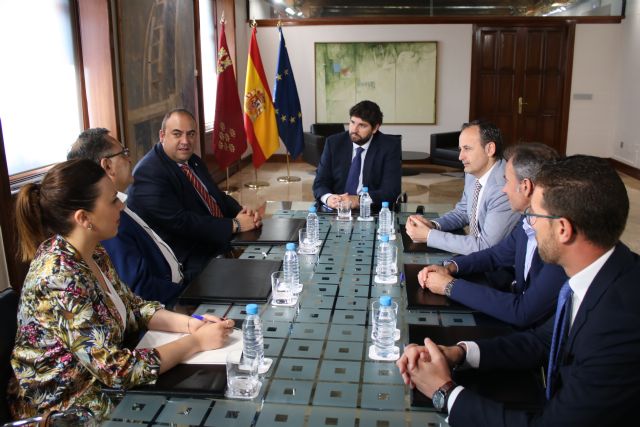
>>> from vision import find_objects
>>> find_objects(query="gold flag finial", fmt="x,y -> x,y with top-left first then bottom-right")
220,11 -> 225,25
250,19 -> 257,28
277,20 -> 282,28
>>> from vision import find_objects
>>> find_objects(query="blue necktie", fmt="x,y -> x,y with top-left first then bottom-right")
546,281 -> 573,399
345,147 -> 364,195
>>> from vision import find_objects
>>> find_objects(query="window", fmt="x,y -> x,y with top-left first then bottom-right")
199,0 -> 218,131
0,0 -> 83,176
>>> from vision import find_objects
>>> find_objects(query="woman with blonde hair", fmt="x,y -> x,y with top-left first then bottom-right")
9,159 -> 234,420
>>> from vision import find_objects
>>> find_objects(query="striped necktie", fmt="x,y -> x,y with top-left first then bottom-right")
546,281 -> 573,399
469,179 -> 482,237
179,163 -> 223,218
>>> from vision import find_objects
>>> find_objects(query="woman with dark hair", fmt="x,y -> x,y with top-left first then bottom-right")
9,159 -> 234,420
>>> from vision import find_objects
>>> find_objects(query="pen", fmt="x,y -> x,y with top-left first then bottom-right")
192,314 -> 239,329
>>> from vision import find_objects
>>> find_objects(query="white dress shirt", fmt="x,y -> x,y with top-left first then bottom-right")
321,137 -> 373,204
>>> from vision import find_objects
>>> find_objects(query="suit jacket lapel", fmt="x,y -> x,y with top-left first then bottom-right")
362,134 -> 379,187
338,139 -> 353,191
566,243 -> 629,350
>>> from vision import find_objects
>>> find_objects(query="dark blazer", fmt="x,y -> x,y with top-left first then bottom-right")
128,143 -> 242,280
312,131 -> 401,206
450,217 -> 567,327
450,243 -> 640,426
101,210 -> 183,305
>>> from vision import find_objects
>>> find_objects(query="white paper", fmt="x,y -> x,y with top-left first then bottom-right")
136,328 -> 243,364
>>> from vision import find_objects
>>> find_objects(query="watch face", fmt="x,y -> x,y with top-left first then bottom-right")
432,390 -> 445,410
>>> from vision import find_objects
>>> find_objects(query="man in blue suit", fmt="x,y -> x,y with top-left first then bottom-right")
68,128 -> 184,304
312,100 -> 401,208
406,120 -> 521,255
127,109 -> 261,281
417,143 -> 567,328
398,156 -> 640,426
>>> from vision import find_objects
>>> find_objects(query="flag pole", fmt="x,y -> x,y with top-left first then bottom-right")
277,153 -> 301,182
244,167 -> 269,189
223,167 -> 239,194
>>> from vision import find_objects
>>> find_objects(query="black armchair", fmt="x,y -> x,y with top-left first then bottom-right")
0,287 -> 19,424
430,131 -> 463,168
302,123 -> 346,167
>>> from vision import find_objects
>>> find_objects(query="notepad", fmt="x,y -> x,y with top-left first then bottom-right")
136,329 -> 243,364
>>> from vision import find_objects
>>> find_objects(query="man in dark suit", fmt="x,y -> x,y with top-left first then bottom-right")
68,128 -> 184,304
312,100 -> 401,208
127,109 -> 261,281
398,156 -> 640,426
417,143 -> 567,328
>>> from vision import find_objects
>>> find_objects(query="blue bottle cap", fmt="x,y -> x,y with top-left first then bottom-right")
380,296 -> 392,306
362,186 -> 368,192
246,304 -> 258,315
381,201 -> 389,208
286,242 -> 296,251
309,206 -> 317,213
380,234 -> 389,242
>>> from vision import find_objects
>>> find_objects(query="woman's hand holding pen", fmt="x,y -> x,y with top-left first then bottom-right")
189,314 -> 235,351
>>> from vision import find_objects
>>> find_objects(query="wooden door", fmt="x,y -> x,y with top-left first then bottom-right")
470,23 -> 575,155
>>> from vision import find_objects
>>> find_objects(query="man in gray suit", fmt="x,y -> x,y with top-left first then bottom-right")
406,120 -> 520,255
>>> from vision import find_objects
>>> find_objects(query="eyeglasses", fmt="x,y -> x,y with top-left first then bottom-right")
103,147 -> 130,159
523,207 -> 562,226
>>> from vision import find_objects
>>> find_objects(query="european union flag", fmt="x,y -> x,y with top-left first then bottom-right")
274,27 -> 304,159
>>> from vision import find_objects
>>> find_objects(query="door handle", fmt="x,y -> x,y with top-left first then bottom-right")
518,97 -> 528,114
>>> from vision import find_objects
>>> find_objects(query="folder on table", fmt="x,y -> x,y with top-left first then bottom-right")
231,217 -> 305,245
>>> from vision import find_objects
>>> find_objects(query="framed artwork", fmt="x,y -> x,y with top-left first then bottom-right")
315,41 -> 437,124
117,0 -> 199,164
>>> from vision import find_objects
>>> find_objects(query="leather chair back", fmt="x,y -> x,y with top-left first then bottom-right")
310,123 -> 345,138
0,287 -> 19,424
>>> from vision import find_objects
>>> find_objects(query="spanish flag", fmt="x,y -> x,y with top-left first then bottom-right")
243,26 -> 279,169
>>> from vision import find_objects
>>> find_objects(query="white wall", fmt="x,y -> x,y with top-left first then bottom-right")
613,1 -> 640,167
566,24 -> 622,157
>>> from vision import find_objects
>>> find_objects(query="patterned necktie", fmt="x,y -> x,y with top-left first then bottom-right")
469,179 -> 482,237
546,281 -> 573,399
345,146 -> 365,195
179,163 -> 223,218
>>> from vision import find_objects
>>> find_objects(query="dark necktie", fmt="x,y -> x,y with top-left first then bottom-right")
546,281 -> 573,399
345,146 -> 364,195
469,179 -> 482,237
179,163 -> 223,218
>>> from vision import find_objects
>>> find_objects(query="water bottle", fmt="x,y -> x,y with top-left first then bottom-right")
359,187 -> 373,221
283,243 -> 302,293
242,304 -> 264,371
373,296 -> 397,359
306,206 -> 321,247
375,234 -> 396,284
378,201 -> 393,237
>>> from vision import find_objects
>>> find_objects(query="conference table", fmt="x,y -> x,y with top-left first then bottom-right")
102,201 -> 532,427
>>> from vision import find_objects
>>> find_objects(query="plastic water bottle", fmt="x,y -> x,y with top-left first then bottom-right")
242,304 -> 264,370
283,243 -> 302,293
306,206 -> 320,247
378,201 -> 393,237
359,187 -> 373,221
375,234 -> 396,284
373,296 -> 398,359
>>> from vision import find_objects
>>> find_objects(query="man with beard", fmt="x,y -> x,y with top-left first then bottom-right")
397,155 -> 640,426
312,100 -> 401,208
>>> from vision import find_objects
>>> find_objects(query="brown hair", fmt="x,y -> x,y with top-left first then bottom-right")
15,159 -> 106,261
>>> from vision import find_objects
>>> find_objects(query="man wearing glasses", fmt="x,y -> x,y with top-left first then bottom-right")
399,156 -> 640,425
416,143 -> 567,328
68,128 -> 184,305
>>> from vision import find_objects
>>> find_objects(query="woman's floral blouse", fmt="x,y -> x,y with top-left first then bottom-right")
9,235 -> 164,420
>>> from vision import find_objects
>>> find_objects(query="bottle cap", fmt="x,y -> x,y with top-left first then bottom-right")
380,234 -> 389,242
380,296 -> 392,306
308,206 -> 317,213
362,187 -> 368,192
382,201 -> 389,208
246,304 -> 258,315
286,242 -> 296,251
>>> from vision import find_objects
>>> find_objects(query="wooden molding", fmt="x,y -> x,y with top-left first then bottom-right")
609,158 -> 640,181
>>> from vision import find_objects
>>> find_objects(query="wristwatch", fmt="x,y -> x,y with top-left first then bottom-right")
432,380 -> 457,412
444,278 -> 456,297
232,218 -> 241,233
